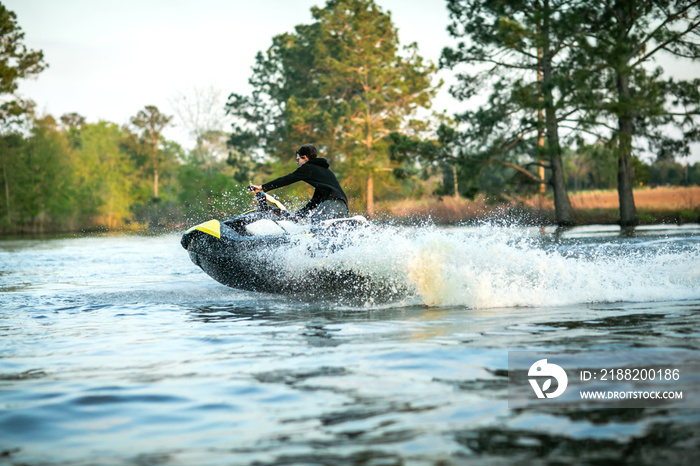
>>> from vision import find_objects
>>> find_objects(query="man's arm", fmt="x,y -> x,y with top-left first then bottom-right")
262,165 -> 310,192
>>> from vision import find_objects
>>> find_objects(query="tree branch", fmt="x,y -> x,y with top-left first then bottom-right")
491,160 -> 547,184
631,4 -> 700,66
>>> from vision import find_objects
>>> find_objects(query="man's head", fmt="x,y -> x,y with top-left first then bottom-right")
295,144 -> 317,166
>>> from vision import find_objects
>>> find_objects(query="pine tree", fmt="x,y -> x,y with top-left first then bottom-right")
130,106 -> 173,200
227,0 -> 438,216
441,0 -> 579,225
576,0 -> 700,227
0,3 -> 47,224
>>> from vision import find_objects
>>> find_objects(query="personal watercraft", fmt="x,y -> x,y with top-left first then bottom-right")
181,191 -> 378,298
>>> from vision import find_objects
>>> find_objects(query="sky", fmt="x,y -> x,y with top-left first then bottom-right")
5,0 -> 700,162
5,0 -> 455,149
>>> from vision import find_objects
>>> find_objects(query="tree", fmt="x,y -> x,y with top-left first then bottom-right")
0,131 -> 23,228
170,85 -> 231,166
130,105 -> 173,200
60,112 -> 86,150
576,0 -> 700,226
388,121 -> 465,197
563,143 -> 618,190
20,116 -> 75,232
227,0 -> 439,216
73,122 -> 136,229
441,0 -> 580,225
0,3 -> 47,224
0,4 -> 46,122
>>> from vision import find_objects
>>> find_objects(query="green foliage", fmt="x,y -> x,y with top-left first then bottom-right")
387,122 -> 475,197
227,146 -> 269,185
0,132 -> 25,228
23,117 -> 75,224
72,121 -> 137,228
441,0 -> 578,224
0,2 -> 49,231
442,0 -> 700,225
3,2 -> 700,234
563,146 -> 700,190
0,109 -> 260,234
226,0 -> 439,212
130,105 -> 173,200
647,160 -> 700,187
0,117 -> 78,231
0,3 -> 47,128
175,162 -> 247,223
564,143 -> 618,191
574,0 -> 700,225
575,0 -> 700,150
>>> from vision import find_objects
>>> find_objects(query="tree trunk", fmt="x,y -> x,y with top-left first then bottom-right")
453,165 -> 459,198
541,0 -> 575,226
152,135 -> 160,200
108,197 -> 113,230
154,168 -> 159,199
2,156 -> 10,224
366,171 -> 374,217
547,145 -> 575,225
537,45 -> 546,196
538,119 -> 546,196
364,114 -> 375,217
616,73 -> 639,227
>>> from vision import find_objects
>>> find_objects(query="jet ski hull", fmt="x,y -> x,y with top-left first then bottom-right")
181,208 -> 408,302
182,219 -> 295,293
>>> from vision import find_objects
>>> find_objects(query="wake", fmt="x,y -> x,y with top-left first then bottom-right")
271,224 -> 700,308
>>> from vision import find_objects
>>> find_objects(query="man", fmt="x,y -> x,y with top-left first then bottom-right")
249,144 -> 349,221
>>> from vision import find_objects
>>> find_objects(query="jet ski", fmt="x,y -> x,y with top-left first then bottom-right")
181,191 -> 377,298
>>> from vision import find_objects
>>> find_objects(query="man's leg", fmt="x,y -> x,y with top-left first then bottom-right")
308,200 -> 349,222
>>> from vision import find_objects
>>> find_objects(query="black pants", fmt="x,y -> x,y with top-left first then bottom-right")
304,199 -> 349,222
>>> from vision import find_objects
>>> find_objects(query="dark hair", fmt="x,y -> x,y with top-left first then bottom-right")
296,144 -> 317,159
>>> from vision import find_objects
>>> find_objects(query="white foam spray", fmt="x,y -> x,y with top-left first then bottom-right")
273,224 -> 700,308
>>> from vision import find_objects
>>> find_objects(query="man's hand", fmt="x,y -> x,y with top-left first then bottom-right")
248,185 -> 263,193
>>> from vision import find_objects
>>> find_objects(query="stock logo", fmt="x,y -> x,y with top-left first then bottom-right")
528,359 -> 568,399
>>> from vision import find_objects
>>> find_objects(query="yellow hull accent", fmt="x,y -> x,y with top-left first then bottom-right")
186,219 -> 221,238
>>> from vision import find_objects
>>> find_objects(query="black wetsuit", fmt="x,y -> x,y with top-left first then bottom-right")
262,158 -> 348,220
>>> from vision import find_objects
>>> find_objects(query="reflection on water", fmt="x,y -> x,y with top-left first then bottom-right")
0,226 -> 699,464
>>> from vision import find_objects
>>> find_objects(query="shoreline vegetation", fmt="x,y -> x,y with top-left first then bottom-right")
1,186 -> 697,238
3,2 -> 700,239
376,186 -> 700,227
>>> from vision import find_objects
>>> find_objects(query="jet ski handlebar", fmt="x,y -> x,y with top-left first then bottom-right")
248,186 -> 287,212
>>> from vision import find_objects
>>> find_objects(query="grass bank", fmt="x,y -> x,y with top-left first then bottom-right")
376,186 -> 700,226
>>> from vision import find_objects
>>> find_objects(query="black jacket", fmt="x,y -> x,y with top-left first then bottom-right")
262,158 -> 348,216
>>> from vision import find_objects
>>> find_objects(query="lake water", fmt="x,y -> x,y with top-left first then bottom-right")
1,223 -> 699,465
